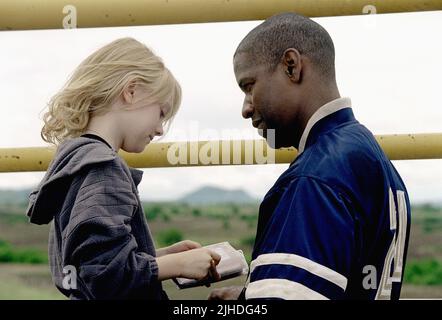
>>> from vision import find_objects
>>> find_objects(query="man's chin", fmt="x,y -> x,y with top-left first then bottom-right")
266,140 -> 293,149
260,129 -> 293,149
265,138 -> 293,149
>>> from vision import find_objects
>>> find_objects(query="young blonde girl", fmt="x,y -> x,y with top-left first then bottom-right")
26,37 -> 220,300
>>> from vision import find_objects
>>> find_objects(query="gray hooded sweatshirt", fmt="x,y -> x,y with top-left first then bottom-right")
25,136 -> 167,300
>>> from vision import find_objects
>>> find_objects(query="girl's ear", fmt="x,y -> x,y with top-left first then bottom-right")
122,82 -> 136,104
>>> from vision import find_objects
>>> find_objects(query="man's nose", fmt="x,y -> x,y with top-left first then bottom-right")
242,98 -> 254,119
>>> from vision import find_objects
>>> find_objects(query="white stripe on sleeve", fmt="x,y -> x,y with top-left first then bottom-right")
250,253 -> 347,290
246,278 -> 329,300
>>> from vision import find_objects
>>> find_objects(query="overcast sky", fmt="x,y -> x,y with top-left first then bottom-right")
0,11 -> 441,204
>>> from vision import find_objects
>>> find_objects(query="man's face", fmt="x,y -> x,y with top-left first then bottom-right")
233,52 -> 299,148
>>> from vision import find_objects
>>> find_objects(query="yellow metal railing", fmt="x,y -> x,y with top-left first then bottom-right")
1,0 -> 441,31
1,134 -> 442,172
0,1 -> 441,173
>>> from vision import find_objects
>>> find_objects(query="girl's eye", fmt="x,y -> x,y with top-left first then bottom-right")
160,110 -> 165,119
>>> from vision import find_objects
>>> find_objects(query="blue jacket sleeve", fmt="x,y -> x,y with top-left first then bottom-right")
246,176 -> 356,300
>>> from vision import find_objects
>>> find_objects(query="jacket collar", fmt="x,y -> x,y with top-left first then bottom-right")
128,167 -> 143,187
298,97 -> 353,154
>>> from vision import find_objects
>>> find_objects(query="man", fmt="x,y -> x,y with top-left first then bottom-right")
210,12 -> 411,300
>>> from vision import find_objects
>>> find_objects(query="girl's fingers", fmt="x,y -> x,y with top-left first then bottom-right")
209,259 -> 221,281
170,240 -> 202,253
208,250 -> 221,264
186,240 -> 202,249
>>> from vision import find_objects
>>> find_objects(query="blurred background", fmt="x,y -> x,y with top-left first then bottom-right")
0,11 -> 441,299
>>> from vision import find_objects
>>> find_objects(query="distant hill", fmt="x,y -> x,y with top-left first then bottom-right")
179,186 -> 258,205
0,186 -> 258,206
0,188 -> 33,206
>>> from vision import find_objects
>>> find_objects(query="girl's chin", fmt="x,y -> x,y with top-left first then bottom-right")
122,143 -> 148,154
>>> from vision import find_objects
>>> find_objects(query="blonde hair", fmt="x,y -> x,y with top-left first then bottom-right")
41,37 -> 182,145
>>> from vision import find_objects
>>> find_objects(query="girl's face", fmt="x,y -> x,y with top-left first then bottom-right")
118,86 -> 169,153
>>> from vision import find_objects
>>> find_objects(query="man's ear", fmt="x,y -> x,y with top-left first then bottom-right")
122,82 -> 136,104
281,48 -> 302,83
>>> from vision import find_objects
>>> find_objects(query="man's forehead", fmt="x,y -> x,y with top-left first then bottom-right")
233,52 -> 255,74
233,52 -> 268,81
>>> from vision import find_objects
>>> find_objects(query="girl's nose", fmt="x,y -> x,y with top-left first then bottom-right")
155,123 -> 164,137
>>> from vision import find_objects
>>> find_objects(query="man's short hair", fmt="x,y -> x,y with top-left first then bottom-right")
235,12 -> 336,80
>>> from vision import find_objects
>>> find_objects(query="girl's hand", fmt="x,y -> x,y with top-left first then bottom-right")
177,248 -> 221,281
156,240 -> 201,257
156,247 -> 221,281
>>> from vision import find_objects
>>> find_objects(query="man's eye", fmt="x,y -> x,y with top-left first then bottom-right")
244,83 -> 254,93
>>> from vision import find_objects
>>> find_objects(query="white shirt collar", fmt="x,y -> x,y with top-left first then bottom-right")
297,97 -> 352,154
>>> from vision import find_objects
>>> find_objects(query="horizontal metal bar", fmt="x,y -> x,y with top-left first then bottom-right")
1,0 -> 441,31
1,134 -> 441,172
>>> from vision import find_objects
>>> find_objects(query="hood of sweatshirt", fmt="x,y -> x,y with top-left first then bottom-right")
25,137 -> 143,225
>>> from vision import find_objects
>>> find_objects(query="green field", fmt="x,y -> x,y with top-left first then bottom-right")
0,201 -> 441,299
